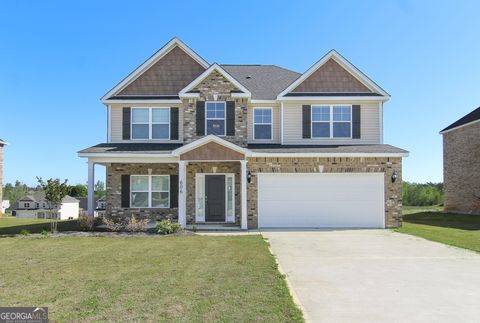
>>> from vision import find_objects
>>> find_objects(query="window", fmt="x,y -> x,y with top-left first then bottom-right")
312,105 -> 352,138
24,202 -> 30,208
206,101 -> 225,136
131,175 -> 170,208
131,107 -> 170,140
253,108 -> 272,140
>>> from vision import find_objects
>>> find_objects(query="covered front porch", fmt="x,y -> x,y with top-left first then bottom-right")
80,136 -> 249,230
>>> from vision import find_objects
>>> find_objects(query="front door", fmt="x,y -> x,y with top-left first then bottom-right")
205,175 -> 226,222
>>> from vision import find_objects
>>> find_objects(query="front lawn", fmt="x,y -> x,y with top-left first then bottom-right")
397,209 -> 480,253
0,235 -> 303,322
0,217 -> 79,235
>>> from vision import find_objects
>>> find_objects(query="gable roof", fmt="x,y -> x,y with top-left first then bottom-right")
102,37 -> 209,102
179,63 -> 251,98
221,65 -> 300,100
440,107 -> 480,134
277,50 -> 390,99
172,135 -> 248,156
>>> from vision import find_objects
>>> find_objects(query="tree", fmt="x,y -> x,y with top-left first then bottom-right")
69,184 -> 88,197
37,177 -> 69,233
94,180 -> 105,199
3,181 -> 28,205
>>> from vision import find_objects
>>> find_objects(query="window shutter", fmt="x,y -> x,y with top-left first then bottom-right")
226,101 -> 235,136
170,175 -> 178,208
121,175 -> 130,208
302,105 -> 311,139
122,107 -> 131,140
352,105 -> 361,139
170,107 -> 179,140
196,101 -> 205,136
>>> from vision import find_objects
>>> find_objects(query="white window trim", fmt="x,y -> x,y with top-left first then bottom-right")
311,104 -> 353,139
253,107 -> 273,140
205,101 -> 226,136
131,107 -> 171,140
130,175 -> 170,208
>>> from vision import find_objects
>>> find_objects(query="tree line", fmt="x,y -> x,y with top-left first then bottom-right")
2,180 -> 106,206
402,181 -> 443,206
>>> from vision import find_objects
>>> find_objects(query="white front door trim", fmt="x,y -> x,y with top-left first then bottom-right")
195,173 -> 235,223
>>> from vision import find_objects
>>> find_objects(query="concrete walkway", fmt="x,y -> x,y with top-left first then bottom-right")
262,230 -> 480,323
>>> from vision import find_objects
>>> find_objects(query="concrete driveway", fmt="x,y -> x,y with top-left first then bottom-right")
262,230 -> 480,323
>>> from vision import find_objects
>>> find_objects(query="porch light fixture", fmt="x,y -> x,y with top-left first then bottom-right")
391,170 -> 397,183
247,171 -> 252,183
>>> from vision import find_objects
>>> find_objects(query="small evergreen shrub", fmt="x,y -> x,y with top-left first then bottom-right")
156,220 -> 182,235
41,229 -> 48,237
20,229 -> 30,236
78,215 -> 103,231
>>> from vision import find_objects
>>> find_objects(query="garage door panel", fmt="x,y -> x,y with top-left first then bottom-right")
258,173 -> 385,228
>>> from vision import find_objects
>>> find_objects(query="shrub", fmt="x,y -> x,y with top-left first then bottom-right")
78,215 -> 103,231
156,220 -> 182,235
103,215 -> 149,232
41,229 -> 48,237
20,229 -> 30,236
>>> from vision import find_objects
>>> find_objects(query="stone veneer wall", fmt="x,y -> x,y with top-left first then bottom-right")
185,162 -> 241,225
182,70 -> 248,147
106,163 -> 178,220
443,122 -> 480,214
246,157 -> 403,229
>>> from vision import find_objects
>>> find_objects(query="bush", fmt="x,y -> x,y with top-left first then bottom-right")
78,215 -> 103,231
403,182 -> 444,206
41,229 -> 48,237
156,220 -> 182,235
20,229 -> 30,236
103,215 -> 149,232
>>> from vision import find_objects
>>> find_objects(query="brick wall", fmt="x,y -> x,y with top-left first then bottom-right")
182,70 -> 248,146
246,156 -> 403,229
106,163 -> 179,220
443,122 -> 480,214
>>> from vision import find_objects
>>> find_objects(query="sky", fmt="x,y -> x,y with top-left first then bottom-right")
1,0 -> 479,186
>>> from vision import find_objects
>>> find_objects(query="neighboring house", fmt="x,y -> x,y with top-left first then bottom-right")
13,191 -> 80,220
78,37 -> 408,229
0,139 -> 5,210
1,199 -> 9,214
440,107 -> 480,215
78,196 -> 106,216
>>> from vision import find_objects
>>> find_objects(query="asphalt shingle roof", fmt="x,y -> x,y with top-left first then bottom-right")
221,65 -> 301,100
247,144 -> 408,154
78,143 -> 183,154
79,143 -> 407,155
441,107 -> 480,133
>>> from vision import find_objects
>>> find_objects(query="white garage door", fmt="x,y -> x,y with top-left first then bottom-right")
258,173 -> 385,228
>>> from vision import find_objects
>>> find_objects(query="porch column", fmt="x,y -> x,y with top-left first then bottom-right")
240,160 -> 248,230
87,160 -> 95,217
178,161 -> 187,228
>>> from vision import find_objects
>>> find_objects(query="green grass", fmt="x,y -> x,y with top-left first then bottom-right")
0,235 -> 303,322
396,206 -> 480,253
0,217 -> 79,235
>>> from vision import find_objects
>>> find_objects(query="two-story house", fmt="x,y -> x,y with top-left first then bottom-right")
13,191 -> 80,220
78,38 -> 408,229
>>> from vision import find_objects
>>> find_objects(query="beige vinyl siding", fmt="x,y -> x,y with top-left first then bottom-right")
109,104 -> 183,143
247,104 -> 281,144
282,101 -> 381,145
